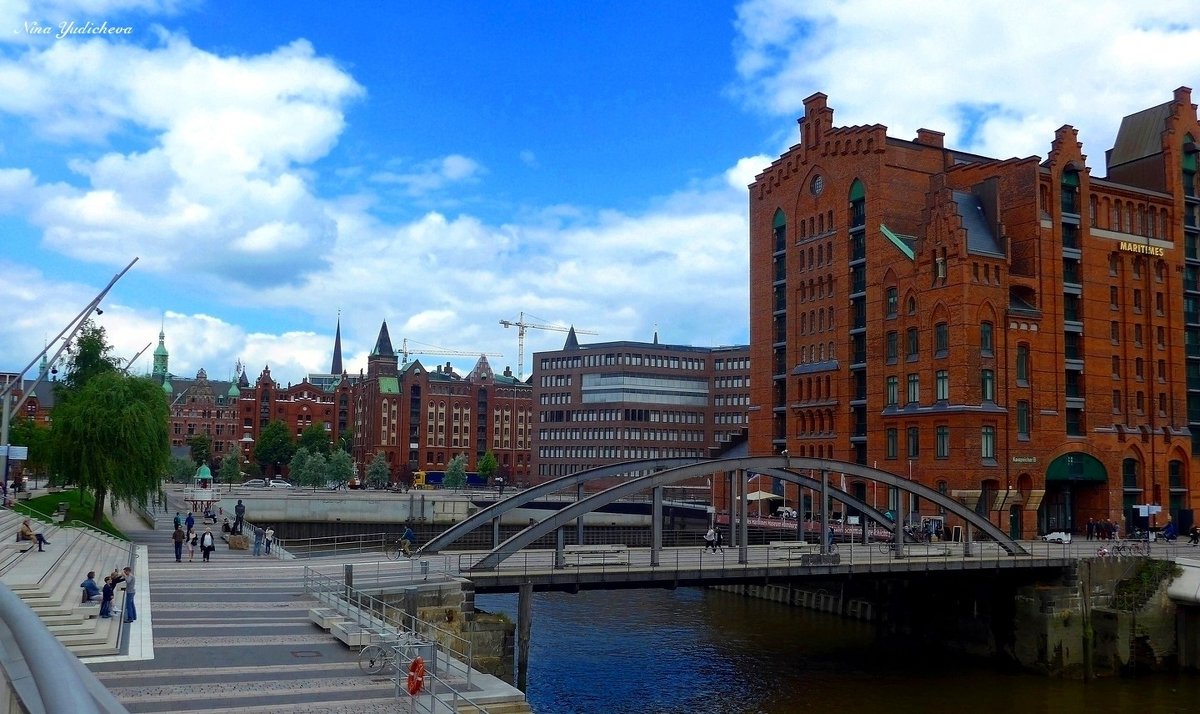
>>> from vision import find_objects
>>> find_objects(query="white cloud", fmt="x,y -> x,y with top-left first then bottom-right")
370,154 -> 485,195
732,0 -> 1200,162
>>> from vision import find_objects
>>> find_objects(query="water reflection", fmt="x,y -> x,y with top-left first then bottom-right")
475,588 -> 1195,714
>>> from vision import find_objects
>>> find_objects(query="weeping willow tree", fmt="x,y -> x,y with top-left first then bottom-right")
51,371 -> 170,525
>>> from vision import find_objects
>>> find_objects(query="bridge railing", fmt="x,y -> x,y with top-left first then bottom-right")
276,531 -> 393,559
450,536 -> 1178,577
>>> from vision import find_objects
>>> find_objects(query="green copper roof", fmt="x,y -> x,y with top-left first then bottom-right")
880,224 -> 915,260
162,377 -> 173,394
379,377 -> 400,394
227,382 -> 240,397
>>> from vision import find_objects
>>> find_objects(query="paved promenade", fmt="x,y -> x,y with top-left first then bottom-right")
83,502 -> 421,713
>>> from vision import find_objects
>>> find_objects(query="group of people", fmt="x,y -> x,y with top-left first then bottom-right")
1085,518 -> 1121,541
79,566 -> 136,621
250,523 -> 275,556
172,511 -> 217,562
703,527 -> 724,553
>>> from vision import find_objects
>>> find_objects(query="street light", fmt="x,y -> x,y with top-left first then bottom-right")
240,432 -> 254,488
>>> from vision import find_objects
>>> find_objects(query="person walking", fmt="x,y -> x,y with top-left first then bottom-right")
19,519 -> 50,551
173,512 -> 183,530
252,524 -> 264,556
1188,525 -> 1200,546
185,511 -> 195,536
172,525 -> 185,562
714,528 -> 724,553
703,527 -> 717,553
121,566 -> 137,622
233,499 -> 246,534
200,527 -> 216,562
188,529 -> 197,562
99,576 -> 115,619
264,526 -> 275,555
1086,518 -> 1095,541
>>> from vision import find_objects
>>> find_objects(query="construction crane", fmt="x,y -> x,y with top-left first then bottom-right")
399,338 -> 501,366
499,312 -> 598,380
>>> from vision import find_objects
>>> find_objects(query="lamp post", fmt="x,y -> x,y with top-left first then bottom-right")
240,433 -> 254,488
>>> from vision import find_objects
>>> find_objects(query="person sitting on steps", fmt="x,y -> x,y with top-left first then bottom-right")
18,519 -> 49,551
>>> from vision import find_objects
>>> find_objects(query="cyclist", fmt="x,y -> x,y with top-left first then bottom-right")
400,525 -> 416,557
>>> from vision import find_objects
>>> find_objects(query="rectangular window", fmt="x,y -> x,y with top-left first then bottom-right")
1156,292 -> 1165,315
907,373 -> 919,404
1110,286 -> 1119,309
1113,390 -> 1122,413
906,426 -> 919,458
1112,356 -> 1121,378
1016,344 -> 1029,384
1135,357 -> 1144,380
935,426 -> 950,458
1134,324 -> 1144,346
886,376 -> 899,406
935,370 -> 949,401
981,425 -> 996,460
1017,401 -> 1030,437
981,369 -> 995,401
885,428 -> 897,459
906,328 -> 919,360
886,331 -> 898,362
1110,321 -> 1120,343
886,288 -> 898,318
1133,289 -> 1143,312
934,322 -> 949,356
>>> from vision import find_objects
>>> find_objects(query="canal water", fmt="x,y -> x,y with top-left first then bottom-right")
475,587 -> 1196,714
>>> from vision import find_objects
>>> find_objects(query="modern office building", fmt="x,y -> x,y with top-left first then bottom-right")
531,329 -> 750,488
748,88 -> 1200,537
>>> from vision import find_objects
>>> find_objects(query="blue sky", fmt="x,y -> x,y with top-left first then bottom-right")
1,1 -> 1198,386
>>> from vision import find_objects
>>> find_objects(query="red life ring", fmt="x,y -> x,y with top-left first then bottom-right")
406,656 -> 426,695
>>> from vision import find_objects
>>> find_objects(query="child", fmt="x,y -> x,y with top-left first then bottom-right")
99,576 -> 114,618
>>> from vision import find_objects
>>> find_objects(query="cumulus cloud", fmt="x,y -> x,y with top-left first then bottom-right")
370,154 -> 485,195
732,0 -> 1200,161
0,33 -> 362,283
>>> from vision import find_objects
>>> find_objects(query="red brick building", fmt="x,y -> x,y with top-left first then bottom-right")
749,88 -> 1200,538
351,321 -> 533,485
531,330 -> 750,488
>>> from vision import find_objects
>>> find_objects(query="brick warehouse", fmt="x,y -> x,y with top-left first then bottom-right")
748,88 -> 1200,539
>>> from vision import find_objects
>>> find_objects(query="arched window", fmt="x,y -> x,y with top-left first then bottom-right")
849,179 -> 866,227
772,209 -> 786,251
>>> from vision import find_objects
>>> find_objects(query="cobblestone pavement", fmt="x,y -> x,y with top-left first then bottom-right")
84,500 -> 411,713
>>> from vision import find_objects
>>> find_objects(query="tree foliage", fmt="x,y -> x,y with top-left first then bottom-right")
289,447 -> 328,488
298,423 -> 332,456
168,456 -> 194,483
327,450 -> 354,488
478,451 -> 499,484
254,420 -> 294,476
365,452 -> 391,489
8,418 -> 52,479
337,426 -> 354,453
51,372 -> 170,524
443,454 -> 467,491
55,320 -> 119,401
218,453 -> 243,485
188,432 -> 212,466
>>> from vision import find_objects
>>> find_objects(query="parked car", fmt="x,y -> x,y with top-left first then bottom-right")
1040,531 -> 1072,544
268,479 -> 294,489
241,478 -> 267,488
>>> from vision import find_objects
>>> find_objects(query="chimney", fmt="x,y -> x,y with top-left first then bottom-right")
915,129 -> 945,148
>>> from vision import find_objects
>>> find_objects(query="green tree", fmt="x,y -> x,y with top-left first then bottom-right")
188,432 -> 212,466
478,451 -> 499,485
365,452 -> 390,489
218,453 -> 242,486
255,420 -> 295,477
51,372 -> 170,524
289,447 -> 327,488
8,417 -> 52,480
443,454 -> 467,491
327,450 -> 354,489
168,456 -> 194,484
298,423 -> 332,456
55,320 -> 119,400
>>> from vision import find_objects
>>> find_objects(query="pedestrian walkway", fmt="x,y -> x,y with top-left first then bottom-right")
83,501 -> 421,712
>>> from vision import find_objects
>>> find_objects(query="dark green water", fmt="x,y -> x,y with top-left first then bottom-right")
475,588 -> 1196,714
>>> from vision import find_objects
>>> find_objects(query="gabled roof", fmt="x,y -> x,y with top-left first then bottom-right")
1109,101 -> 1171,167
953,191 -> 1004,257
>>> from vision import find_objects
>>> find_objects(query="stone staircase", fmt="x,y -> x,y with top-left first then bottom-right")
0,508 -> 135,657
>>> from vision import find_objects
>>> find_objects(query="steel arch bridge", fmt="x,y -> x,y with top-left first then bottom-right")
417,456 -> 1027,571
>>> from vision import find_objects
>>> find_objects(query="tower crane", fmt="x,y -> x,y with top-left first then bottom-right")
499,312 -> 598,380
399,338 -> 501,366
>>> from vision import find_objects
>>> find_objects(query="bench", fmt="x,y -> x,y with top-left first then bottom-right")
562,544 -> 629,566
770,541 -> 820,560
55,502 -> 70,523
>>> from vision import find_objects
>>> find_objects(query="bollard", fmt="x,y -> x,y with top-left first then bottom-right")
420,560 -> 429,580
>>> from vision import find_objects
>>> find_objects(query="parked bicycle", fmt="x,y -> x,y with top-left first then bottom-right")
1097,540 -> 1151,557
358,632 -> 420,675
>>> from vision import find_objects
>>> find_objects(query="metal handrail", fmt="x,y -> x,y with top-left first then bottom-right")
0,583 -> 128,713
276,531 -> 392,559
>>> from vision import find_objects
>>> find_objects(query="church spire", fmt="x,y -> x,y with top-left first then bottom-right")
152,318 -> 169,380
331,313 -> 344,374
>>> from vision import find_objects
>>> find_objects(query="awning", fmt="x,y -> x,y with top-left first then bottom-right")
1046,453 -> 1107,483
745,491 -> 784,501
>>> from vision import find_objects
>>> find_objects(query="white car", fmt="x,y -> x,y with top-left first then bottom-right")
241,478 -> 267,488
268,479 -> 294,489
1040,531 -> 1072,544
